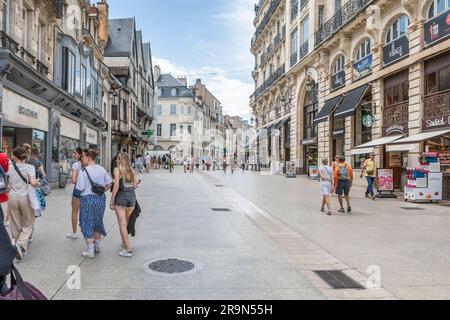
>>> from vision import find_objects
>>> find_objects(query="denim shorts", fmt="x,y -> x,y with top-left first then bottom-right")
73,188 -> 82,199
114,188 -> 136,208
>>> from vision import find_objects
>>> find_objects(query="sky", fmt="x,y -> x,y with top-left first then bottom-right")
107,0 -> 256,120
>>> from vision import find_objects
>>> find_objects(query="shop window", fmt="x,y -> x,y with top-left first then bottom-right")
428,0 -> 450,19
425,64 -> 450,95
32,130 -> 46,168
333,55 -> 345,75
386,15 -> 409,43
59,136 -> 79,174
353,95 -> 373,166
356,38 -> 372,62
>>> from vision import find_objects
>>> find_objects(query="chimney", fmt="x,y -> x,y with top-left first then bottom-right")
177,76 -> 187,86
97,0 -> 109,48
154,65 -> 161,80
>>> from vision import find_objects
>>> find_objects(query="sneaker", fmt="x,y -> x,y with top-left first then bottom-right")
338,208 -> 345,213
15,243 -> 25,261
82,251 -> 95,259
347,206 -> 352,213
118,249 -> 133,258
67,233 -> 79,240
320,207 -> 325,213
327,211 -> 332,216
94,244 -> 101,254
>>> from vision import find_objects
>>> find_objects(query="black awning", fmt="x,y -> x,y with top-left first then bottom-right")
275,117 -> 290,130
313,95 -> 343,125
334,84 -> 371,119
269,121 -> 282,135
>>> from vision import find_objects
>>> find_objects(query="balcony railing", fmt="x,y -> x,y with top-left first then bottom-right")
251,0 -> 282,47
383,101 -> 409,128
299,41 -> 309,61
424,89 -> 450,119
252,63 -> 285,100
291,0 -> 299,21
290,51 -> 298,67
1,31 -> 50,77
314,0 -> 373,48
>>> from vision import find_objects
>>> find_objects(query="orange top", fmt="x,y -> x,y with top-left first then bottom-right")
334,163 -> 353,181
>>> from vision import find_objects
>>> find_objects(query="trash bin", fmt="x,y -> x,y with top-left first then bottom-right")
59,173 -> 70,189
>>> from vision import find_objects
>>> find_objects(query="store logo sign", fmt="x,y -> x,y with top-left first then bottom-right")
385,124 -> 406,136
423,115 -> 450,130
424,9 -> 450,46
383,35 -> 409,66
18,106 -> 38,119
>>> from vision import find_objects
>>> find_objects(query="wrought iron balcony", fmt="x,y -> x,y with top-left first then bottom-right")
251,0 -> 282,48
299,41 -> 309,61
50,0 -> 64,17
314,0 -> 373,48
252,63 -> 285,100
290,52 -> 298,67
291,0 -> 299,21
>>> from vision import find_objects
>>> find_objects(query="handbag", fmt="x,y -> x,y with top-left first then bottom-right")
84,168 -> 106,196
12,162 -> 40,211
39,177 -> 51,196
0,265 -> 48,300
35,188 -> 46,210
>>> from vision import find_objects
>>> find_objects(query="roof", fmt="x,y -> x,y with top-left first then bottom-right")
104,18 -> 135,57
156,74 -> 186,88
143,43 -> 152,68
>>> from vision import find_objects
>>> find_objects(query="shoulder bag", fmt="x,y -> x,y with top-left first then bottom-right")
0,265 -> 48,300
84,168 -> 106,196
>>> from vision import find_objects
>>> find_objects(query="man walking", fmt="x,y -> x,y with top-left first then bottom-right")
334,156 -> 353,213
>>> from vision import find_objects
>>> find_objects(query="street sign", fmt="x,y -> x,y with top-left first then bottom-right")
142,129 -> 153,138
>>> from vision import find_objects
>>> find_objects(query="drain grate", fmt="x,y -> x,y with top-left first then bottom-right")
148,259 -> 195,274
400,207 -> 426,211
314,270 -> 365,290
211,208 -> 231,212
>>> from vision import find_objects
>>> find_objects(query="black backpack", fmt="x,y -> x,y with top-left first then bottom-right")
0,165 -> 8,195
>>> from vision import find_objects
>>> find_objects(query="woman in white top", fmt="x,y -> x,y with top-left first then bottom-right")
76,150 -> 112,258
319,158 -> 334,216
7,146 -> 40,260
67,148 -> 83,240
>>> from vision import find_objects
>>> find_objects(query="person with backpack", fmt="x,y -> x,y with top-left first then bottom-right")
67,148 -> 83,240
7,146 -> 40,261
76,150 -> 112,258
319,158 -> 334,216
361,153 -> 378,200
334,156 -> 353,214
110,153 -> 138,258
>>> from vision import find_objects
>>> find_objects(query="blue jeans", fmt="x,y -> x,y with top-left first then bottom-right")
366,177 -> 376,196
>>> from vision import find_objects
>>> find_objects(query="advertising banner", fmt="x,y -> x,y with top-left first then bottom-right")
424,9 -> 450,46
377,169 -> 394,192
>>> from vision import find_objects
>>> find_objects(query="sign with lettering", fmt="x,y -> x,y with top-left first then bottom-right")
424,9 -> 450,46
377,169 -> 394,192
333,129 -> 345,138
18,106 -> 38,119
302,137 -> 317,145
331,70 -> 346,91
422,115 -> 450,131
383,35 -> 409,66
354,54 -> 373,80
384,124 -> 408,136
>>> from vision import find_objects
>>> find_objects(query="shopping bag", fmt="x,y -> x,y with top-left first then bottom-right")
28,186 -> 40,211
0,266 -> 48,300
35,188 -> 46,210
39,178 -> 51,196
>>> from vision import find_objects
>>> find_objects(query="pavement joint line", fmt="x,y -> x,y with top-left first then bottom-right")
199,171 -> 400,300
50,220 -> 119,300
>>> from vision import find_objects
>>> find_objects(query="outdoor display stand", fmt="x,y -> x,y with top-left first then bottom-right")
286,161 -> 297,178
404,153 -> 443,203
308,165 -> 320,180
376,169 -> 398,198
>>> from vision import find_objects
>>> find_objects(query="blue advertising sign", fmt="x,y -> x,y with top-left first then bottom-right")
331,70 -> 346,91
353,54 -> 373,80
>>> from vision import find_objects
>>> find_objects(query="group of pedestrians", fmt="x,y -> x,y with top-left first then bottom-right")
318,153 -> 378,215
68,150 -> 139,258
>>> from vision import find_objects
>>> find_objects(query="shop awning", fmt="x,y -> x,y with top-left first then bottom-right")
350,135 -> 404,156
313,95 -> 343,125
387,129 -> 450,145
334,84 -> 371,119
275,117 -> 290,130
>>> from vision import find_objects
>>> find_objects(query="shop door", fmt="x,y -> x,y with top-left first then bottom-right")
386,151 -> 402,190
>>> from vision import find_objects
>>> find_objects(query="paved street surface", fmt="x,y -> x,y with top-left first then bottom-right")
12,167 -> 450,300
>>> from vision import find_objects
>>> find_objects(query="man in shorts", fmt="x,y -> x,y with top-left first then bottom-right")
334,156 -> 353,213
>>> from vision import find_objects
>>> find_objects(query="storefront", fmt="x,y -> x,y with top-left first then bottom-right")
59,116 -> 81,174
1,88 -> 49,164
382,71 -> 410,190
302,85 -> 318,175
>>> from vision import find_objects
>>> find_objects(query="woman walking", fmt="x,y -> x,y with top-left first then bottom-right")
7,146 -> 40,261
67,148 -> 83,240
361,153 -> 378,200
76,150 -> 112,258
319,158 -> 334,216
110,153 -> 138,258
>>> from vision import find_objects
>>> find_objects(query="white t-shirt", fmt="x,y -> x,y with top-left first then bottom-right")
76,165 -> 112,197
144,155 -> 151,164
72,161 -> 82,174
319,165 -> 333,183
7,163 -> 35,197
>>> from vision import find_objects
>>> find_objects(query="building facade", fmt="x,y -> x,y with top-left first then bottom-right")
250,0 -> 450,199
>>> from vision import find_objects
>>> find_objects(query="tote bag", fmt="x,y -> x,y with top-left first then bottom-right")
0,266 -> 48,301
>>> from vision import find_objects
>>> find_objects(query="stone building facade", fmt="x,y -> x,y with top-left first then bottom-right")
250,0 -> 450,198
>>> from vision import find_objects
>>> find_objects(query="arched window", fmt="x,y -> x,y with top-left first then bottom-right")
386,15 -> 409,43
356,38 -> 372,62
332,55 -> 346,75
428,0 -> 450,19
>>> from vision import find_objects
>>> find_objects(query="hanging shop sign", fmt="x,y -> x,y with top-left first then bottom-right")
383,35 -> 409,66
384,124 -> 408,136
331,70 -> 346,91
302,137 -> 318,145
362,114 -> 376,127
86,127 -> 98,145
333,129 -> 345,138
353,54 -> 373,80
424,9 -> 450,46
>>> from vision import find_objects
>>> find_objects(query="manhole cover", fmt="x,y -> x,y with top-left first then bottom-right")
148,259 -> 195,274
314,270 -> 365,290
211,208 -> 231,212
400,207 -> 426,211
